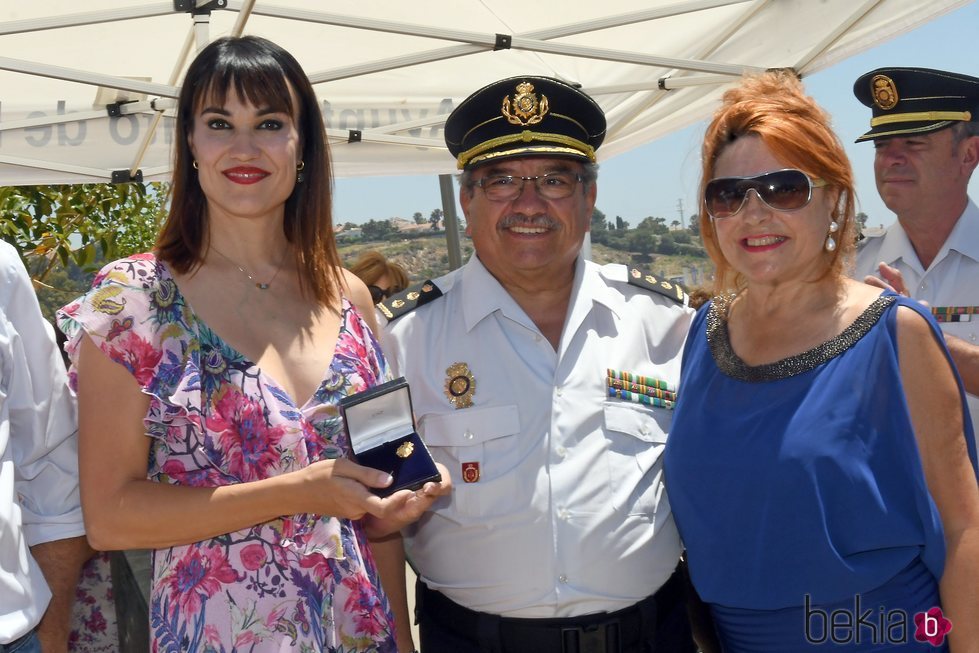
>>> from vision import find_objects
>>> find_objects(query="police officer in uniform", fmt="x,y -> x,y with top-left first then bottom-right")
378,76 -> 698,652
853,67 -> 979,438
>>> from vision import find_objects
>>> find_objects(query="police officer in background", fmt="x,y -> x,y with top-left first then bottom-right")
378,76 -> 698,652
853,67 -> 979,437
0,240 -> 90,653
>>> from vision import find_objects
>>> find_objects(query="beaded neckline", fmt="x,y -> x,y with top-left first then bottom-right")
706,294 -> 896,382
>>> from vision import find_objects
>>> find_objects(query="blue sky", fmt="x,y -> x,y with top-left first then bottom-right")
333,3 -> 979,230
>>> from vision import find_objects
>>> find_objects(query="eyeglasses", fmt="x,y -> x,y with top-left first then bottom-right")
368,285 -> 391,303
704,169 -> 827,220
473,171 -> 584,202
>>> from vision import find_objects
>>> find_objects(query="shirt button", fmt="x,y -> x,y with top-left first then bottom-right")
556,388 -> 563,397
556,445 -> 568,457
558,574 -> 568,584
640,425 -> 650,436
464,429 -> 475,441
559,508 -> 570,520
919,282 -> 927,291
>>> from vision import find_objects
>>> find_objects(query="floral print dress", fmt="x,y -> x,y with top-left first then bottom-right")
58,253 -> 396,653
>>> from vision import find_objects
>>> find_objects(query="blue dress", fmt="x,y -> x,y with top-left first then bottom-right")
663,293 -> 977,652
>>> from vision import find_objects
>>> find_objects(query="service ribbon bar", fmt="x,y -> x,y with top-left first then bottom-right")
607,378 -> 677,402
606,369 -> 677,409
607,387 -> 675,410
931,306 -> 978,323
606,369 -> 676,393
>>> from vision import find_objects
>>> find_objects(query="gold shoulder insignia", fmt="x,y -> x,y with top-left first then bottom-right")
626,267 -> 688,305
378,280 -> 443,322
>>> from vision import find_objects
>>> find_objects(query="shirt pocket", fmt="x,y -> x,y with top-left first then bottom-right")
420,405 -> 523,518
602,401 -> 670,516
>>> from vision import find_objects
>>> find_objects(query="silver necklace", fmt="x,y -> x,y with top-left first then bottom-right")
209,244 -> 288,290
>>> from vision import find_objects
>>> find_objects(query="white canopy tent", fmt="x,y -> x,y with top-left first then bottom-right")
0,0 -> 971,188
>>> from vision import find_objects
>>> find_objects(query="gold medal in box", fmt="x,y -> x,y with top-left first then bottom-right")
339,377 -> 441,496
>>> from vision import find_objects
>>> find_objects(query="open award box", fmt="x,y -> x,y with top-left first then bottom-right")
339,377 -> 441,497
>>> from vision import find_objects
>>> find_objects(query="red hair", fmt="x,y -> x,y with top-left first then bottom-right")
698,71 -> 856,293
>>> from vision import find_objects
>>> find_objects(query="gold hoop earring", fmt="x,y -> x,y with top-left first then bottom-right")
296,161 -> 305,171
192,160 -> 199,170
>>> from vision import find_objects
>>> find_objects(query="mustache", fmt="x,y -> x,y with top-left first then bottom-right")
498,214 -> 559,230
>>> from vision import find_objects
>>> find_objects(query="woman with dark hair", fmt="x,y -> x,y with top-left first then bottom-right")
58,36 -> 446,652
663,71 -> 979,651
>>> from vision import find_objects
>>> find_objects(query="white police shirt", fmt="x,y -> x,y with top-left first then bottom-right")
0,240 -> 82,644
380,253 -> 693,618
855,199 -> 979,438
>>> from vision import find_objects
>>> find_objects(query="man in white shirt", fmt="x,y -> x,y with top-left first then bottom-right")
852,67 -> 979,436
379,77 -> 697,653
0,240 -> 89,652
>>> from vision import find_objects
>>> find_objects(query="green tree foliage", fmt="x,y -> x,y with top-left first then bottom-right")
430,208 -> 444,231
658,233 -> 679,255
636,216 -> 669,235
590,208 -> 608,232
0,182 -> 168,283
360,218 -> 398,241
0,182 -> 168,320
413,211 -> 426,225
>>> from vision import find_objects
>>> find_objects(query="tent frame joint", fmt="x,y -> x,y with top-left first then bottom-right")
493,34 -> 512,50
347,130 -> 362,143
173,0 -> 228,15
766,66 -> 802,80
106,100 -> 139,118
111,169 -> 144,184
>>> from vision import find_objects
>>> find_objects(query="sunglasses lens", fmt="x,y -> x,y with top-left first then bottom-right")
762,170 -> 811,211
705,170 -> 813,218
705,179 -> 746,218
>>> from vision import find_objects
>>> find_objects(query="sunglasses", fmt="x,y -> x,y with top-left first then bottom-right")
368,284 -> 392,303
704,169 -> 827,220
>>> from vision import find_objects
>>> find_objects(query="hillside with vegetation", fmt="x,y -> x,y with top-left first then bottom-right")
0,183 -> 715,321
339,233 -> 712,289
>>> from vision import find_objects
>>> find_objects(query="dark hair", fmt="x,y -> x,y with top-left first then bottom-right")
698,71 -> 856,293
156,35 -> 341,304
951,120 -> 979,143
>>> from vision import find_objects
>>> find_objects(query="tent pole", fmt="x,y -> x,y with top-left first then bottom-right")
439,174 -> 462,271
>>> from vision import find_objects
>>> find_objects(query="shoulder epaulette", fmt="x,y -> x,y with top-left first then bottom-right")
626,267 -> 688,305
378,280 -> 443,322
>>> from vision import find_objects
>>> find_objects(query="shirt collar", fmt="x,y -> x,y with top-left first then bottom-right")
460,252 -> 601,334
937,199 -> 979,264
876,199 -> 979,271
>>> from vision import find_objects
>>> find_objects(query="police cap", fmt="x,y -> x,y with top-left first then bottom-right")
853,66 -> 979,142
444,75 -> 606,170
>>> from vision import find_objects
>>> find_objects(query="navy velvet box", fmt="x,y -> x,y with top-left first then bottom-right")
339,377 -> 441,497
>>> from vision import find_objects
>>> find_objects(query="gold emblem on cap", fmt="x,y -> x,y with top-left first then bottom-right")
502,81 -> 549,127
392,299 -> 405,309
396,441 -> 415,458
871,74 -> 899,110
406,291 -> 420,301
444,362 -> 476,409
422,284 -> 434,292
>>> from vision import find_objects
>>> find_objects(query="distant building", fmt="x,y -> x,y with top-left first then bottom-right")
336,227 -> 362,241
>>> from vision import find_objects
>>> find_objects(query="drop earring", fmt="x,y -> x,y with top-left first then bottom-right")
825,220 -> 839,252
296,160 -> 305,184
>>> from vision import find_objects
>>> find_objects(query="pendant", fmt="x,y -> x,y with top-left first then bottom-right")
256,283 -> 270,290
